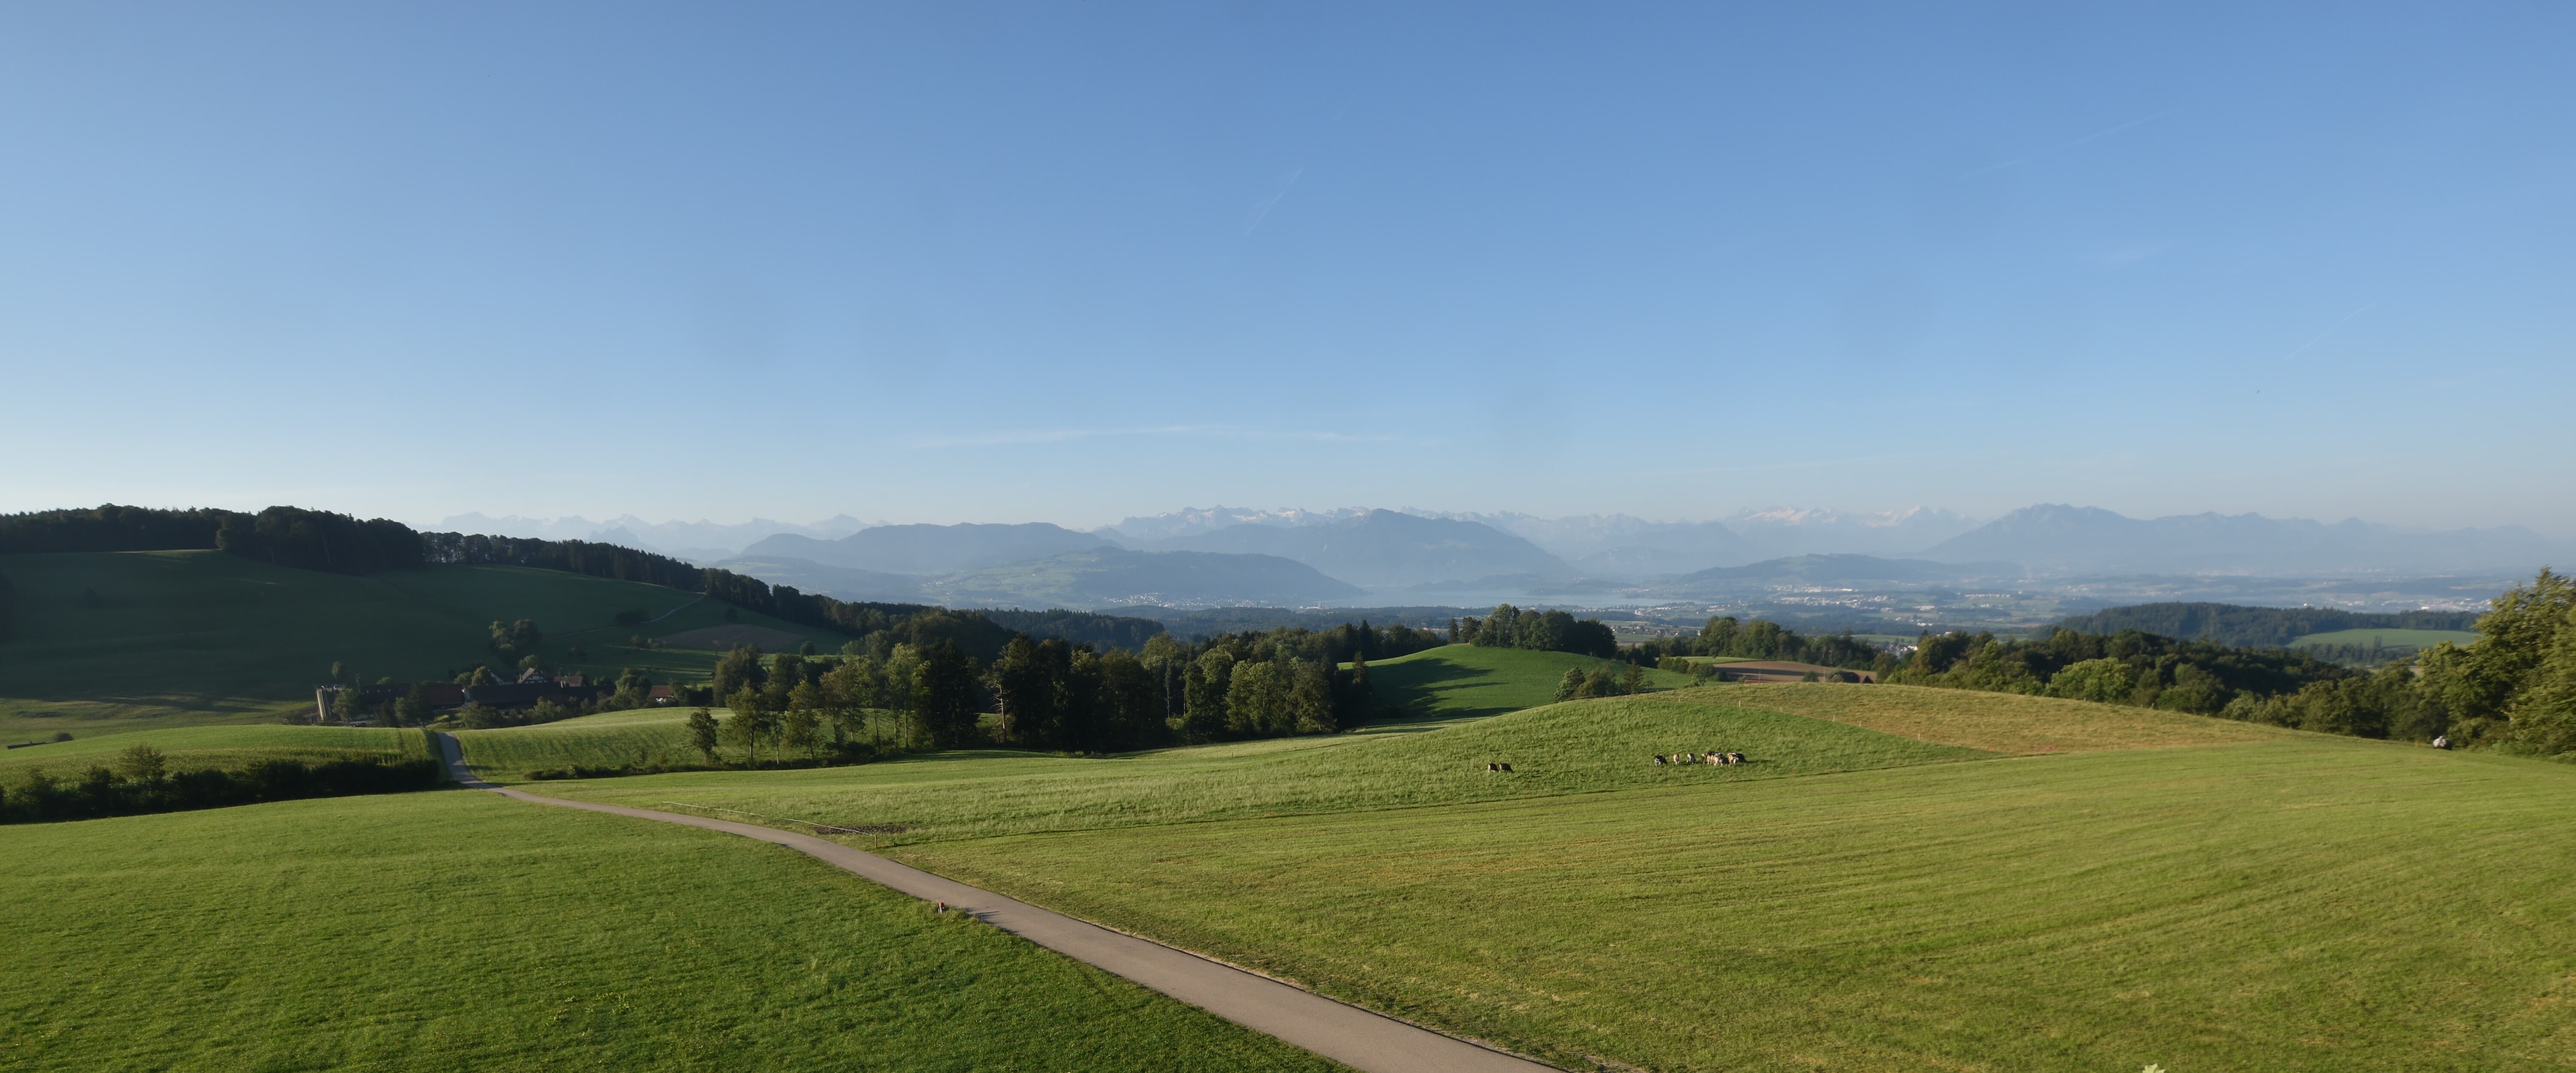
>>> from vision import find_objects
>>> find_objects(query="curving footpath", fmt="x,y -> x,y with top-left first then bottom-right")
433,734 -> 1557,1073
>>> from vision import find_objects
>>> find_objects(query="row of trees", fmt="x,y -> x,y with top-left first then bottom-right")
1631,617 -> 1886,670
682,618 -> 1437,764
2054,602 -> 2479,648
1883,570 -> 2576,757
1,741 -> 445,823
1455,605 -> 1618,659
0,570 -> 12,642
1886,626 -> 2352,715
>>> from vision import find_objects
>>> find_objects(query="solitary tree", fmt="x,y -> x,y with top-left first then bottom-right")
115,744 -> 167,784
725,687 -> 776,766
780,706 -> 821,764
1554,667 -> 1586,703
685,708 -> 721,763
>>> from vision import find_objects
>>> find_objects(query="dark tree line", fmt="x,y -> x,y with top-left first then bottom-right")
1,741 -> 444,824
216,507 -> 425,574
2054,602 -> 2479,648
1456,605 -> 1618,659
686,618 -> 1433,761
0,504 -> 239,554
0,570 -> 13,642
1629,617 -> 1885,669
1885,628 -> 2351,712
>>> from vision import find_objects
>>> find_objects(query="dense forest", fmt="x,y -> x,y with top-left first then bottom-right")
2053,602 -> 2480,647
0,503 -> 1163,658
1900,570 -> 2576,758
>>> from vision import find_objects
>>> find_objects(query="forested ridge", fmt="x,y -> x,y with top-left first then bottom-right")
1906,570 -> 2576,758
2054,602 -> 2480,647
0,503 -> 1163,657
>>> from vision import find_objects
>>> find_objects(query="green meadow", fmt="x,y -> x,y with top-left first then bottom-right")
0,550 -> 843,735
2290,627 -> 2482,649
896,737 -> 2576,1073
21,629 -> 2576,1072
0,789 -> 1343,1073
1361,643 -> 1695,722
500,686 -> 1985,844
0,723 -> 429,778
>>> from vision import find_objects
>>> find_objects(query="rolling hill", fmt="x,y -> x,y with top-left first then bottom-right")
0,550 -> 846,734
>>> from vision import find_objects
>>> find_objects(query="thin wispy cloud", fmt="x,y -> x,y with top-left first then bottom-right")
908,423 -> 1406,450
2284,301 -> 2379,361
1957,109 -> 2175,180
1243,168 -> 1305,234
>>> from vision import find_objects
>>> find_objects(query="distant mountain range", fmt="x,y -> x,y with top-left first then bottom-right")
434,512 -> 871,561
422,502 -> 2570,612
1924,504 -> 2570,576
927,549 -> 1361,608
740,523 -> 1109,576
1135,510 -> 1567,589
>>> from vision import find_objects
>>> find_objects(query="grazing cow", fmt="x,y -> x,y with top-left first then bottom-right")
1704,752 -> 1722,765
2432,735 -> 2451,750
1653,754 -> 1668,765
1728,752 -> 1744,764
1485,763 -> 1498,772
1499,762 -> 1514,773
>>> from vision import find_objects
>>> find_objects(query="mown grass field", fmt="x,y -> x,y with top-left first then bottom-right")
0,723 -> 429,778
0,551 -> 842,735
519,686 -> 1988,844
895,738 -> 2576,1073
0,789 -> 1344,1073
1362,644 -> 1695,722
2290,627 -> 2482,649
453,708 -> 716,778
1733,681 -> 2296,753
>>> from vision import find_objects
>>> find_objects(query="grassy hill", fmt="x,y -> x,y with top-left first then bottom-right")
0,550 -> 844,735
0,723 -> 429,778
28,640 -> 2575,1071
1361,644 -> 1695,722
891,717 -> 2576,1073
0,790 -> 1341,1072
514,687 -> 1987,843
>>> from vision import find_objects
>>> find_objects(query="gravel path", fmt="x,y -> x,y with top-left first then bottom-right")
434,733 -> 1558,1073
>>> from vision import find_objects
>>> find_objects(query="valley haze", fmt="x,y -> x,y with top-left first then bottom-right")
424,502 -> 2565,627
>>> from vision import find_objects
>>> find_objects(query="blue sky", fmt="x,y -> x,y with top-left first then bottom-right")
4,3 -> 2570,533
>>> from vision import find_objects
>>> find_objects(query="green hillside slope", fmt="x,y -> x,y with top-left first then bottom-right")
0,723 -> 426,777
0,790 -> 1340,1072
0,551 -> 843,735
523,689 -> 1984,843
1362,644 -> 1695,721
901,737 -> 2576,1073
